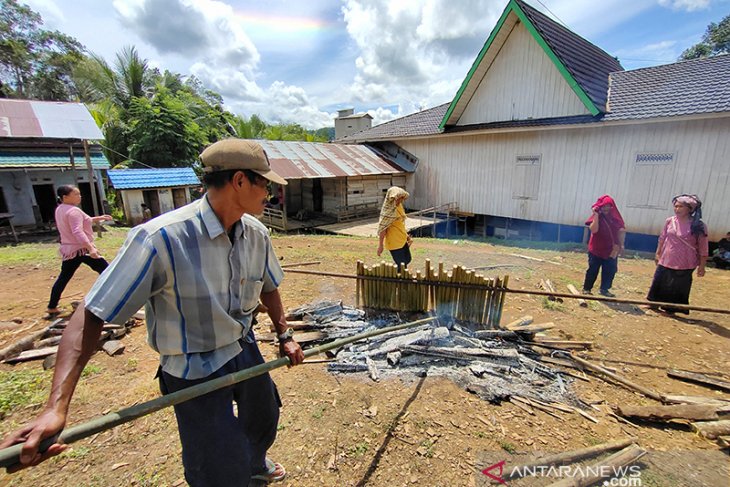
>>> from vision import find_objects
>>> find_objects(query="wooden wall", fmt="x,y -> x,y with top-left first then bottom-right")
458,21 -> 589,126
400,117 -> 730,240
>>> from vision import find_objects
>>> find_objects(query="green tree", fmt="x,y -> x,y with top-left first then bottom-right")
0,0 -> 84,99
127,88 -> 206,167
680,14 -> 730,60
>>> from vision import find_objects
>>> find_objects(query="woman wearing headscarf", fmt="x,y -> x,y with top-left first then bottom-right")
377,186 -> 412,268
647,194 -> 708,314
46,185 -> 112,318
582,195 -> 626,297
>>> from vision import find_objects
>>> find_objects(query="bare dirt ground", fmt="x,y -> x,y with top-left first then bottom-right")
0,231 -> 728,486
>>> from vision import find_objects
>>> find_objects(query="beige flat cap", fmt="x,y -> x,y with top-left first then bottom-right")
200,139 -> 287,185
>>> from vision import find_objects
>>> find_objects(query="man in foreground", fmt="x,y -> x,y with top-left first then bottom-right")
1,139 -> 304,486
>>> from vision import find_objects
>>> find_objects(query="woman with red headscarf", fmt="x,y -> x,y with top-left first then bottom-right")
582,195 -> 626,297
647,194 -> 708,314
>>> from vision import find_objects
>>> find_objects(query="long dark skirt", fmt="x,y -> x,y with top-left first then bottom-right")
647,265 -> 693,314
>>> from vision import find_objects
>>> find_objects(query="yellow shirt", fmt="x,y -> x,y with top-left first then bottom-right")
384,205 -> 407,250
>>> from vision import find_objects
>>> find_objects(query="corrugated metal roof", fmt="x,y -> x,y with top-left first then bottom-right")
107,168 -> 200,189
0,151 -> 110,169
0,99 -> 103,140
258,140 -> 406,179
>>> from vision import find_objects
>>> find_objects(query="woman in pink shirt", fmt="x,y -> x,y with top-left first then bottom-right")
647,194 -> 708,314
46,185 -> 112,318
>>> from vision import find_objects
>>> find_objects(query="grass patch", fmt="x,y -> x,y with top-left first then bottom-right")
498,440 -> 517,454
81,364 -> 104,377
311,404 -> 326,419
349,442 -> 369,456
0,369 -> 51,419
0,228 -> 130,267
542,296 -> 564,312
62,446 -> 90,459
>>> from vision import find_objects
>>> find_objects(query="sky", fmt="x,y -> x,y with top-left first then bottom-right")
24,0 -> 730,129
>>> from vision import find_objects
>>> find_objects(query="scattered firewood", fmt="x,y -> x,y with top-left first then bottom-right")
511,323 -> 556,335
366,357 -> 380,382
507,437 -> 637,480
101,340 -> 125,356
667,369 -> 730,393
0,325 -> 52,361
473,330 -> 519,340
35,336 -> 62,348
567,284 -> 588,307
507,253 -> 563,265
4,346 -> 59,363
539,279 -> 563,302
511,396 -> 563,419
616,404 -> 719,422
663,395 -> 730,412
690,420 -> 730,440
568,354 -> 665,402
532,338 -> 593,349
504,315 -> 533,329
549,444 -> 646,487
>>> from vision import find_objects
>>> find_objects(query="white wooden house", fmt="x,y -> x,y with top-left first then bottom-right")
340,0 -> 730,250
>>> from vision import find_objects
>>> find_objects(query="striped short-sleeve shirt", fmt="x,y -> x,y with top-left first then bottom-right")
85,196 -> 284,379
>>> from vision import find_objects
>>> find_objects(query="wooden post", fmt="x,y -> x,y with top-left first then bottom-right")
68,143 -> 79,186
83,140 -> 102,238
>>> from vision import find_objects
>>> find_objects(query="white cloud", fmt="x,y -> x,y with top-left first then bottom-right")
341,0 -> 501,120
113,0 -> 260,68
658,0 -> 711,12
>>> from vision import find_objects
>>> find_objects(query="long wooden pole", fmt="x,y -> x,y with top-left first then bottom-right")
82,140 -> 102,238
285,269 -> 730,315
0,316 -> 437,469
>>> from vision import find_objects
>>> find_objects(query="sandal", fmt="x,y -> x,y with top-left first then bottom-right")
44,310 -> 61,320
251,458 -> 286,483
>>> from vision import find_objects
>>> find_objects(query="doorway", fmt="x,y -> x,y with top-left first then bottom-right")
143,190 -> 161,216
32,184 -> 56,224
172,188 -> 187,209
78,182 -> 103,216
312,179 -> 323,212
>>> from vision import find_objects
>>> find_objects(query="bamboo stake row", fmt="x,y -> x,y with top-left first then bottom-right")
356,260 -> 508,328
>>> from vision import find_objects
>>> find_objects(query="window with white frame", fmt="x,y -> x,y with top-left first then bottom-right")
512,155 -> 541,200
627,152 -> 675,208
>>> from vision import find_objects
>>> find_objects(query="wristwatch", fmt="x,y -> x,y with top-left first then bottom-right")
277,328 -> 294,341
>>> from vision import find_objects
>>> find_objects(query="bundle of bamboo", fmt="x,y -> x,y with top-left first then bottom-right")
356,259 -> 508,328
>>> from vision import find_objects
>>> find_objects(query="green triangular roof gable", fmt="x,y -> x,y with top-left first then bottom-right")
440,0 -> 621,129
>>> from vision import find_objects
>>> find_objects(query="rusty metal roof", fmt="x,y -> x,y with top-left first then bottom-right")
0,99 -> 103,140
257,140 -> 407,179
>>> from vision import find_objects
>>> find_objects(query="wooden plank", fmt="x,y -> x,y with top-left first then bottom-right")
567,284 -> 588,307
548,444 -> 646,487
667,369 -> 730,393
101,340 -> 125,356
690,420 -> 730,440
617,404 -> 719,422
4,346 -> 58,363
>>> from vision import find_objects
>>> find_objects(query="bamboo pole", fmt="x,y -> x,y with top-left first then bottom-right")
0,316 -> 439,469
285,269 -> 730,315
568,354 -> 666,402
495,275 -> 509,327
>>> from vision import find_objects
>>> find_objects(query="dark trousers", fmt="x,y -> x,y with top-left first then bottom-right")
47,254 -> 108,309
389,243 -> 412,270
158,340 -> 281,487
582,252 -> 617,292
